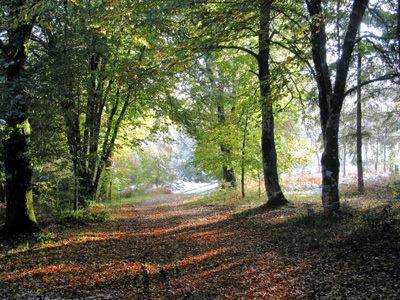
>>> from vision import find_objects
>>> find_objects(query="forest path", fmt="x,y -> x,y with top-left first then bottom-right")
1,194 -> 399,299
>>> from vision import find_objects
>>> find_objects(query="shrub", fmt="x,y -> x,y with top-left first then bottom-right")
61,204 -> 109,225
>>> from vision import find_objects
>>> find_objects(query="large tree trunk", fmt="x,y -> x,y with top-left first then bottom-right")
3,119 -> 38,234
306,0 -> 369,216
259,0 -> 288,207
0,1 -> 39,234
320,112 -> 341,214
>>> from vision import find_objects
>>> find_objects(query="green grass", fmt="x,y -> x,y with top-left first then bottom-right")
102,193 -> 155,208
184,187 -> 321,213
183,185 -> 400,248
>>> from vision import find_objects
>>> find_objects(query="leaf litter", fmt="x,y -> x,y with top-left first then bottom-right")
1,193 -> 399,299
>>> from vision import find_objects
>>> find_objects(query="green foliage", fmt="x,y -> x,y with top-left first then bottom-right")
34,230 -> 55,245
33,174 -> 74,213
61,203 -> 109,225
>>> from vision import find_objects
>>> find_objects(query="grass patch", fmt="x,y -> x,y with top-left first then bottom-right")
102,193 -> 154,208
61,203 -> 109,225
184,187 -> 321,213
183,188 -> 260,212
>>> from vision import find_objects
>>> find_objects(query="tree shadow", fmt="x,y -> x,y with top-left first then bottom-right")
1,199 -> 399,299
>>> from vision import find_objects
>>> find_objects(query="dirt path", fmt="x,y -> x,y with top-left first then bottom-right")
1,195 -> 399,299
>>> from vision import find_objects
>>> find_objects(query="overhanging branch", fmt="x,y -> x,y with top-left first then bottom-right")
209,45 -> 259,62
344,73 -> 398,97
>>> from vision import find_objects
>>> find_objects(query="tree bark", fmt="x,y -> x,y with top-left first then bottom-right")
1,1 -> 39,235
356,51 -> 365,193
397,0 -> 400,69
306,0 -> 369,216
241,113 -> 249,199
217,106 -> 236,188
259,0 -> 288,207
342,143 -> 346,177
99,157 -> 113,201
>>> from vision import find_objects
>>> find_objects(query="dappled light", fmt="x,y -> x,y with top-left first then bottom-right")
2,193 -> 399,299
0,197 -> 304,298
1,0 -> 399,298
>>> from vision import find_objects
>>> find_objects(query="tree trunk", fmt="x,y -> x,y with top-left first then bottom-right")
375,140 -> 379,174
3,118 -> 38,234
356,51 -> 365,193
383,140 -> 387,173
217,106 -> 236,188
259,0 -> 288,207
241,113 -> 249,199
1,2 -> 39,234
306,0 -> 369,216
397,0 -> 400,70
320,112 -> 341,214
99,157 -> 113,201
220,145 -> 237,188
342,143 -> 346,177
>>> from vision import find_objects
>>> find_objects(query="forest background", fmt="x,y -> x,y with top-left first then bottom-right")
2,1 -> 400,298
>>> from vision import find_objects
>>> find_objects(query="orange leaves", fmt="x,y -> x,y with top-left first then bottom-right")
1,195 -> 298,298
6,194 -> 398,298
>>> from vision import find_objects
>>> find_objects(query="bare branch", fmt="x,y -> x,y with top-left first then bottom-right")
344,73 -> 398,97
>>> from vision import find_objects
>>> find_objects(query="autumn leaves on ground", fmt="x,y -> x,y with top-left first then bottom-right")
1,189 -> 400,299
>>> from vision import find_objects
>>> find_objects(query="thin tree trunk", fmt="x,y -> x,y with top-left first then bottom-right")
220,145 -> 236,189
218,106 -> 236,188
342,143 -> 346,177
375,140 -> 379,174
383,140 -> 386,173
356,51 -> 365,193
241,113 -> 249,199
99,158 -> 112,201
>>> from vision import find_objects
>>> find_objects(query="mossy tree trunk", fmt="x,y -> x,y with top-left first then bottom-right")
0,0 -> 39,235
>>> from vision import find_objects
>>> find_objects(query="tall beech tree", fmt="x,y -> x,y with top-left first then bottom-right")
306,0 -> 369,215
0,0 -> 40,234
258,0 -> 288,207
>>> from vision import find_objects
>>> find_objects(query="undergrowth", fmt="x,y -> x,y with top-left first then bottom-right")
61,202 -> 109,225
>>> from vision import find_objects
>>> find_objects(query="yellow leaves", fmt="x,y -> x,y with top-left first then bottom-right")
67,0 -> 80,5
